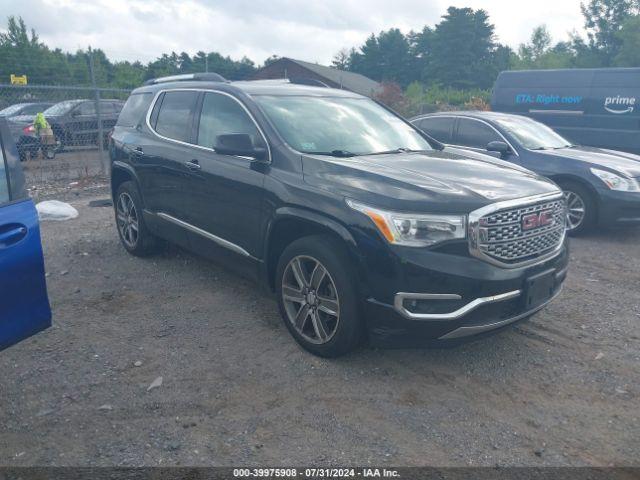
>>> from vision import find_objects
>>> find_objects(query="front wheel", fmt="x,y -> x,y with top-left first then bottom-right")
43,145 -> 56,160
276,235 -> 363,357
115,181 -> 160,256
560,181 -> 596,235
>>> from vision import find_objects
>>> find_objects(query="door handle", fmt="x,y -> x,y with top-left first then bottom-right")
0,226 -> 28,248
185,159 -> 201,171
133,146 -> 144,155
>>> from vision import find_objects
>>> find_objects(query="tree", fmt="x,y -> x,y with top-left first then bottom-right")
580,0 -> 640,64
613,15 -> 640,65
518,25 -> 552,62
425,7 -> 501,89
347,29 -> 414,86
331,48 -> 351,70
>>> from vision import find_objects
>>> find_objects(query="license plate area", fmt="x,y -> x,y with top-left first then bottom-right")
524,269 -> 556,310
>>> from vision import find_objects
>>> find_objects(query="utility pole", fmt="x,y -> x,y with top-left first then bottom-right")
205,55 -> 209,73
88,46 -> 107,175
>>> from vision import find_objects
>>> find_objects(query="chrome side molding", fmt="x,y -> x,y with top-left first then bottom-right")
394,290 -> 521,321
156,212 -> 251,258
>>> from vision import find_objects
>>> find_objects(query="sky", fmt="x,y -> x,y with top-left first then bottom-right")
0,0 -> 586,65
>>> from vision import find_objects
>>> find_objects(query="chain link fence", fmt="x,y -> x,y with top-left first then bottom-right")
0,84 -> 131,199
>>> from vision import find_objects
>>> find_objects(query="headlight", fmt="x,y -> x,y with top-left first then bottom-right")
590,168 -> 640,192
346,199 -> 466,247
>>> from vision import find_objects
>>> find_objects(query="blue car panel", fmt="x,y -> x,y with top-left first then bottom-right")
0,199 -> 52,350
0,117 -> 52,351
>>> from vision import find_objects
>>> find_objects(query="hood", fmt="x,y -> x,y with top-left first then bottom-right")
302,150 -> 560,213
539,146 -> 640,178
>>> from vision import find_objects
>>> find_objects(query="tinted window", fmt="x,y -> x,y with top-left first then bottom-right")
117,93 -> 153,127
197,93 -> 261,149
416,117 -> 454,143
21,104 -> 48,115
155,91 -> 198,142
455,118 -> 501,148
0,147 -> 9,204
77,102 -> 96,115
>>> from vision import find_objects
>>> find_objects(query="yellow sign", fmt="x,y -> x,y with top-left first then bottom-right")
10,74 -> 27,85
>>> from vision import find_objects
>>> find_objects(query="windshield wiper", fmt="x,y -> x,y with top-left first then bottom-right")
368,148 -> 430,155
306,149 -> 358,158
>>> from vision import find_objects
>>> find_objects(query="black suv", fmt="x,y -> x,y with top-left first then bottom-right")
110,73 -> 569,357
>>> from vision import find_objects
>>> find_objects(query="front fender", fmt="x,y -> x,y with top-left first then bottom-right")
260,206 -> 369,294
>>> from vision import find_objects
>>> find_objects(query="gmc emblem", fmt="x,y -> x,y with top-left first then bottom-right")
522,209 -> 554,231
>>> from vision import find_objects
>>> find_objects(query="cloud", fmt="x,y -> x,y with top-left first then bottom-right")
0,0 -> 585,65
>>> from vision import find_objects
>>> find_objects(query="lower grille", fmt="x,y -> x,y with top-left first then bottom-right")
469,193 -> 566,267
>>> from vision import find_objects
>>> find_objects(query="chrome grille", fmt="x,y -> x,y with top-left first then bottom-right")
469,195 -> 566,267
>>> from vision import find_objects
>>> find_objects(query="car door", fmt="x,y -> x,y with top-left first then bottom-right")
68,101 -> 96,145
0,119 -> 52,351
452,117 -> 505,157
182,91 -> 267,260
136,90 -> 198,222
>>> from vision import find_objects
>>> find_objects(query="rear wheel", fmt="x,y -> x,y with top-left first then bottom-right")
559,181 -> 596,235
276,235 -> 362,357
115,181 -> 160,256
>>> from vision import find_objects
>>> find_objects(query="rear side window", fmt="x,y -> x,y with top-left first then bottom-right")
154,91 -> 198,142
416,117 -> 455,143
21,104 -> 47,116
455,118 -> 501,148
197,92 -> 261,149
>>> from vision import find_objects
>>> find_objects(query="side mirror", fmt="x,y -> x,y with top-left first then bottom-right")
486,141 -> 511,156
71,110 -> 80,117
214,133 -> 267,161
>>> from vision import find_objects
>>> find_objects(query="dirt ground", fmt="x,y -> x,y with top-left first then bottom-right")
0,192 -> 638,467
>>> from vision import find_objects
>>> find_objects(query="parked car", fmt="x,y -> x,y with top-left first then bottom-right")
0,102 -> 53,119
0,117 -> 52,351
110,73 -> 568,357
9,99 -> 124,161
491,68 -> 640,154
42,99 -> 124,148
411,111 -> 640,234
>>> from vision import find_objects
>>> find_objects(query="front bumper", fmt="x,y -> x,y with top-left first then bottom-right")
597,190 -> 640,227
361,240 -> 569,348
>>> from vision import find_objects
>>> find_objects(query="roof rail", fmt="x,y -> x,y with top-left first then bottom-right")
288,77 -> 329,88
144,72 -> 227,86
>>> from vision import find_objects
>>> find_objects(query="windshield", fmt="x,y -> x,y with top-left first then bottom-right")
44,100 -> 81,116
0,104 -> 26,116
494,116 -> 572,150
253,95 -> 432,156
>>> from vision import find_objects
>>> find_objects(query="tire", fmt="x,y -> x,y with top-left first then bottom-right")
275,234 -> 363,357
43,146 -> 56,160
558,181 -> 596,235
114,181 -> 160,256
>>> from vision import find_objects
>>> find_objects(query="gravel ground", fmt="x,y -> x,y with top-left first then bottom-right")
1,194 -> 638,467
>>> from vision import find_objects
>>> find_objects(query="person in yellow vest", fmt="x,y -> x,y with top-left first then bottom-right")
33,112 -> 56,159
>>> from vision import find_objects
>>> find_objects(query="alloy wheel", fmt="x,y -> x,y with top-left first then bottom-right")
116,192 -> 139,248
281,255 -> 340,345
563,190 -> 586,231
